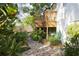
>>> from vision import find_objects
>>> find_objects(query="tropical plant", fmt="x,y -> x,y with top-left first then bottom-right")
48,33 -> 61,45
15,32 -> 28,45
0,4 -> 28,56
0,33 -> 26,55
65,23 -> 79,56
67,23 -> 79,37
65,33 -> 79,56
23,15 -> 34,28
31,28 -> 46,41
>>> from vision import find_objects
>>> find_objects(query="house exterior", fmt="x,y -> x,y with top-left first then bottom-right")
35,6 -> 57,40
17,3 -> 79,44
35,3 -> 79,43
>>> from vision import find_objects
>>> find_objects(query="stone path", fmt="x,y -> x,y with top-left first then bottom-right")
21,37 -> 64,56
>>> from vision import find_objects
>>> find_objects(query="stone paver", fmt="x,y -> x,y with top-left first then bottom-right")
21,37 -> 64,56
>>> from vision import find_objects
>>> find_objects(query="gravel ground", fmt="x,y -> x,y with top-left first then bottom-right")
21,37 -> 64,56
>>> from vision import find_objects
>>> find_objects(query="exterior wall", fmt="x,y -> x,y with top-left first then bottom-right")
56,3 -> 66,44
56,3 -> 79,43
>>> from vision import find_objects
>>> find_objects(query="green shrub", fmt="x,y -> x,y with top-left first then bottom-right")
0,4 -> 29,56
15,32 -> 28,45
48,33 -> 61,45
65,24 -> 79,56
67,23 -> 79,37
31,28 -> 46,41
0,31 -> 28,56
65,33 -> 79,56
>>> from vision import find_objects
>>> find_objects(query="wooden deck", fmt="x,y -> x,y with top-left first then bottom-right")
35,20 -> 57,27
35,9 -> 57,28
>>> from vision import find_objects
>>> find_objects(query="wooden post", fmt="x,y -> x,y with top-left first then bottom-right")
45,10 -> 49,40
46,23 -> 48,40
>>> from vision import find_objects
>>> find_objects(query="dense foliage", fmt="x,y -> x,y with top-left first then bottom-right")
65,23 -> 79,56
22,3 -> 52,20
15,32 -> 28,45
48,33 -> 61,45
30,3 -> 51,19
67,23 -> 79,37
31,28 -> 46,41
23,15 -> 34,28
65,33 -> 79,56
0,4 -> 28,56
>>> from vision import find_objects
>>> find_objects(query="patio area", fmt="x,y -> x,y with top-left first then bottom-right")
21,37 -> 64,56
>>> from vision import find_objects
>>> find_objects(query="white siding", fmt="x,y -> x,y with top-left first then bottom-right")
56,3 -> 79,43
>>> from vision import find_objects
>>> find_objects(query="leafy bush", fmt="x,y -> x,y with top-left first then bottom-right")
0,32 -> 28,56
15,32 -> 28,45
31,28 -> 46,41
0,4 -> 29,56
65,23 -> 79,56
65,33 -> 79,56
48,33 -> 61,45
67,23 -> 79,37
23,16 -> 34,28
